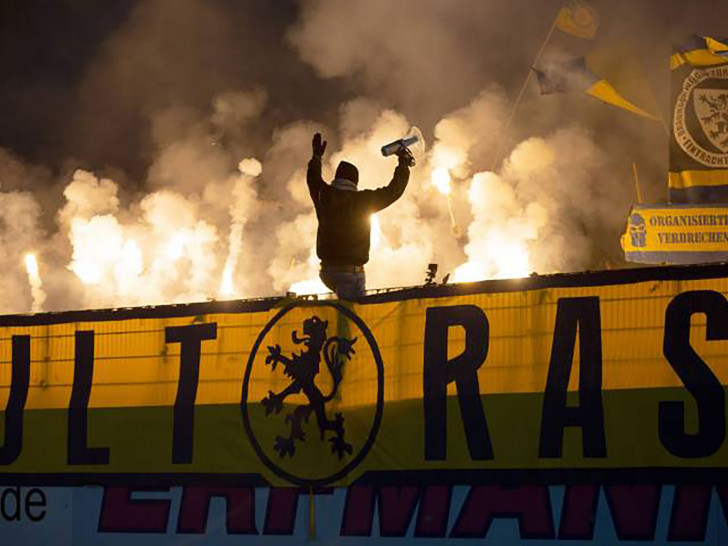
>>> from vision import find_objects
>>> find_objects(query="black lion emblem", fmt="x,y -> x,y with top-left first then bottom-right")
261,315 -> 357,459
698,92 -> 728,149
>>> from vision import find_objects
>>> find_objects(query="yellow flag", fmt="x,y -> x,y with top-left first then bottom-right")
586,80 -> 659,121
670,35 -> 728,69
555,0 -> 599,39
706,36 -> 728,56
534,56 -> 660,121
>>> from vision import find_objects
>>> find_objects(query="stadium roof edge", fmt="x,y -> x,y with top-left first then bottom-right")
2,262 -> 728,326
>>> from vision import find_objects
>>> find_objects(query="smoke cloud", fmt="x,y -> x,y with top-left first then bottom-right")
0,0 -> 725,313
0,185 -> 44,313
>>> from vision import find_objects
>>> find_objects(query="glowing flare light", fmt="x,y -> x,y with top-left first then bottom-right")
25,253 -> 39,279
24,253 -> 47,313
453,244 -> 530,282
289,277 -> 331,296
370,214 -> 383,248
430,167 -> 460,237
431,168 -> 452,195
219,265 -> 235,298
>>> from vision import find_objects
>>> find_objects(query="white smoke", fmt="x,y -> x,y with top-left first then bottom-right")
0,0 -> 659,313
24,254 -> 46,313
287,0 -> 529,123
0,89 -> 621,313
0,186 -> 45,314
56,170 -> 222,308
502,127 -> 612,273
219,159 -> 261,298
454,172 -> 547,281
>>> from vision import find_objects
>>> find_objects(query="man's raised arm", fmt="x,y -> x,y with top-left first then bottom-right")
365,152 -> 411,212
307,132 -> 327,205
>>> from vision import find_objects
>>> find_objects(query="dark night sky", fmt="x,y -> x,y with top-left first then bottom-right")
0,0 -> 725,189
0,0 -> 346,180
0,1 -> 131,161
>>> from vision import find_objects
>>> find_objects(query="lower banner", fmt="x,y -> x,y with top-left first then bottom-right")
622,203 -> 728,263
1,262 -> 728,543
1,483 -> 727,544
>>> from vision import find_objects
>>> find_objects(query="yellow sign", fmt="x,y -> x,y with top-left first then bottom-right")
1,266 -> 728,486
622,204 -> 728,263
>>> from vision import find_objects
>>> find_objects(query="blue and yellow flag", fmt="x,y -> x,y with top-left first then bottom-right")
555,0 -> 599,40
671,35 -> 728,71
534,58 -> 659,120
669,35 -> 728,203
622,203 -> 728,263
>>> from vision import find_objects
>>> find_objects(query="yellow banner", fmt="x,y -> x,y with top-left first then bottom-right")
622,204 -> 728,263
1,266 -> 728,486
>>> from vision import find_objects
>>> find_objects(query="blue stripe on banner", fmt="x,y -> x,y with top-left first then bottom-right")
625,251 -> 728,264
673,34 -> 706,54
669,186 -> 728,203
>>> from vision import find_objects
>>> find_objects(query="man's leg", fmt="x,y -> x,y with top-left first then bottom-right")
319,267 -> 339,294
319,268 -> 366,299
337,271 -> 366,299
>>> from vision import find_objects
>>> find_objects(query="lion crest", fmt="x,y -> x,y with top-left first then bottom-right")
695,89 -> 728,153
261,315 -> 357,459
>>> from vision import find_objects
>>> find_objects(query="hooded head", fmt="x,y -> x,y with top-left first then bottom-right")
335,161 -> 359,186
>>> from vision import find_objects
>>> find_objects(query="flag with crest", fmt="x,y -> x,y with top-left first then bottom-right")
669,35 -> 728,203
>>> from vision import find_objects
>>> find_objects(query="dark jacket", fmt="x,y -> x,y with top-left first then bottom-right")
307,156 -> 410,266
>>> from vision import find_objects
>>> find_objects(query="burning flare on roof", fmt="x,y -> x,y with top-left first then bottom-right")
24,253 -> 46,313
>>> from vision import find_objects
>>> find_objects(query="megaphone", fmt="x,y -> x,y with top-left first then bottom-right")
381,135 -> 420,157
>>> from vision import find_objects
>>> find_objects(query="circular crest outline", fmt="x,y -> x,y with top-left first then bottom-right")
673,66 -> 728,167
240,300 -> 384,486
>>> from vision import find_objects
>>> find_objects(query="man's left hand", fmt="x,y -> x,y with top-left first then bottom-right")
312,132 -> 327,158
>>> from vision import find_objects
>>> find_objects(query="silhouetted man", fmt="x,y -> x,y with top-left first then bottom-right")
307,132 -> 412,298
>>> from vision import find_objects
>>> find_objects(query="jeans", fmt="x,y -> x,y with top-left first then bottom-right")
320,266 -> 366,299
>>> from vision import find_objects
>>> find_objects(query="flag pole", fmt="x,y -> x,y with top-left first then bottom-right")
309,487 -> 316,539
632,162 -> 643,204
490,16 -> 558,171
652,102 -> 671,138
638,69 -> 672,138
